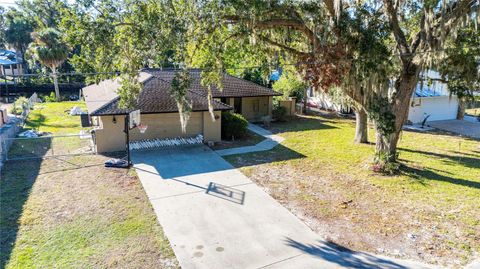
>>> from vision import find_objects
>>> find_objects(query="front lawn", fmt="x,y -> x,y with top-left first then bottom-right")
1,100 -> 178,268
225,114 -> 480,267
0,155 -> 178,268
24,102 -> 87,135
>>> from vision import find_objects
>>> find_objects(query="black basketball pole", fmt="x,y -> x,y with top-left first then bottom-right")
124,114 -> 131,167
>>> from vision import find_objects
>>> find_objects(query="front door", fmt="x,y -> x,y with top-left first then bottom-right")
234,98 -> 242,114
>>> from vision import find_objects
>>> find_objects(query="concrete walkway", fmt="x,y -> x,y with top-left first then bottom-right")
427,119 -> 480,139
133,146 -> 435,269
216,124 -> 285,156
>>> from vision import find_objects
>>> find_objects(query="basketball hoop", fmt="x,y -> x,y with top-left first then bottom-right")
137,123 -> 148,134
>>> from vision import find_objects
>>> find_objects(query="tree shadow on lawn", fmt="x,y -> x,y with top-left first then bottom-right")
399,147 -> 480,171
0,159 -> 43,269
284,237 -> 410,269
400,164 -> 480,189
23,113 -> 46,130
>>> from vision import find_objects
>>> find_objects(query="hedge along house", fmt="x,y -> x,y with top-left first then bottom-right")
83,69 -> 281,153
83,71 -> 231,153
151,69 -> 282,121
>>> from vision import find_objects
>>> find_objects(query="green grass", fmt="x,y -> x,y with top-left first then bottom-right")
2,102 -> 178,268
0,155 -> 178,269
225,114 -> 480,266
24,102 -> 88,135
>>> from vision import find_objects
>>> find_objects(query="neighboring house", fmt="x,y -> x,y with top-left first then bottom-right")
407,71 -> 459,124
307,89 -> 352,114
0,50 -> 24,77
83,68 -> 280,153
307,71 -> 459,124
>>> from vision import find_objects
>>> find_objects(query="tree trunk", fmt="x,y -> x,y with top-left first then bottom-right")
374,65 -> 420,165
354,107 -> 368,144
457,97 -> 465,120
303,87 -> 308,114
52,67 -> 60,101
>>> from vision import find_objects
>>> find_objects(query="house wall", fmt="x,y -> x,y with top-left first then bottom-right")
202,111 -> 221,142
94,111 -> 221,153
408,96 -> 459,124
241,96 -> 272,122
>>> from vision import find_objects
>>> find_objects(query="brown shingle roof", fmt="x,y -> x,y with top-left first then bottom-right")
144,69 -> 282,98
83,72 -> 153,113
90,76 -> 231,116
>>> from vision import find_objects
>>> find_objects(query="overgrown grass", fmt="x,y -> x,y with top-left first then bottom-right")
225,114 -> 480,267
0,155 -> 178,269
24,102 -> 87,135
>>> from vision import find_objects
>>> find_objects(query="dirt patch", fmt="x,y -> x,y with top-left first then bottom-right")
210,130 -> 265,150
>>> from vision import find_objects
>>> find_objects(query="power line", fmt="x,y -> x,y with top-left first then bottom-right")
0,44 -> 478,79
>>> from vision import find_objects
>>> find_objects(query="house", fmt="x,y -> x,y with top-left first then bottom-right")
151,69 -> 281,121
307,71 -> 459,124
0,50 -> 24,77
83,69 -> 281,153
407,72 -> 459,124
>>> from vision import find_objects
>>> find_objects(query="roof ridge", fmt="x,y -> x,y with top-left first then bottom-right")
90,96 -> 121,115
187,89 -> 233,108
224,72 -> 281,94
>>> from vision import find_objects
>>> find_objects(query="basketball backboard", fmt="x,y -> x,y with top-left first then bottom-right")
129,109 -> 141,129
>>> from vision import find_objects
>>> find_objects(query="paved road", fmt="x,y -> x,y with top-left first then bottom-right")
427,119 -> 480,139
133,146 -> 435,269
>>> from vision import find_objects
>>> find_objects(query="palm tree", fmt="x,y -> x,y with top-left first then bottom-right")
29,28 -> 69,101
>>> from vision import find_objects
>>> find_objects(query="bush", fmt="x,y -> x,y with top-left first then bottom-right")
43,92 -> 57,102
221,112 -> 248,140
272,105 -> 287,122
10,97 -> 29,115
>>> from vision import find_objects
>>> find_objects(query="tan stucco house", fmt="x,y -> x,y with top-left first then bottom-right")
83,68 -> 280,153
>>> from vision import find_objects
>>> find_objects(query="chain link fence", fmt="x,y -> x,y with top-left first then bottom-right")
2,134 -> 94,161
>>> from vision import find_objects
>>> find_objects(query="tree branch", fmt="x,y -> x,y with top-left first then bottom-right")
257,35 -> 310,56
383,0 -> 411,61
224,15 -> 319,45
411,0 -> 478,53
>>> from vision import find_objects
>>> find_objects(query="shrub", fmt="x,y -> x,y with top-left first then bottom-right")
221,112 -> 248,140
43,92 -> 57,102
10,97 -> 29,115
272,105 -> 287,122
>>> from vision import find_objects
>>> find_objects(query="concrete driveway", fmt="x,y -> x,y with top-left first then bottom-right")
427,119 -> 480,139
133,146 -> 434,269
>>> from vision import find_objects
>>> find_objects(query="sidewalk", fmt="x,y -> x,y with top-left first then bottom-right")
215,123 -> 285,156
